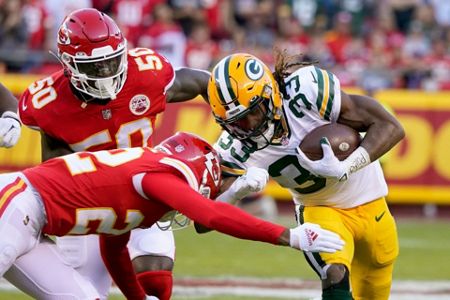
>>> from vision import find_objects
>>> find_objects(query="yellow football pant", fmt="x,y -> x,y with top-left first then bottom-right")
297,197 -> 399,300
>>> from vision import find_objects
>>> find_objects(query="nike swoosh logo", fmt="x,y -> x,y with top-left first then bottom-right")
375,211 -> 386,222
21,100 -> 27,111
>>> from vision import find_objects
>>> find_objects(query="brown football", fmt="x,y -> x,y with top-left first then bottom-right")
299,123 -> 361,161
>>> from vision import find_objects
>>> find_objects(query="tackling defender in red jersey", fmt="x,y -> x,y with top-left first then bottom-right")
0,132 -> 344,300
14,8 -> 211,300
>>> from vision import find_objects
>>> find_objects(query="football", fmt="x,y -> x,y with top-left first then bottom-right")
299,123 -> 361,161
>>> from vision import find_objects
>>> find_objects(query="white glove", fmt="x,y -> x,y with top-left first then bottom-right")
217,167 -> 269,204
0,111 -> 21,148
290,222 -> 344,253
145,296 -> 159,300
297,137 -> 370,181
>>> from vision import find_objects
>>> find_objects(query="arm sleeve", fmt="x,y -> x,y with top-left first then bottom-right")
307,66 -> 341,122
18,89 -> 40,129
156,51 -> 175,95
99,232 -> 145,300
287,66 -> 342,123
141,172 -> 285,245
142,49 -> 174,114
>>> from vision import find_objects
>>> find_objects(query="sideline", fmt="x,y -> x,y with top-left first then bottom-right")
2,277 -> 450,299
172,277 -> 450,299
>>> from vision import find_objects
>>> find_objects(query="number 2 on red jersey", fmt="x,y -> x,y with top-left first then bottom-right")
62,148 -> 146,234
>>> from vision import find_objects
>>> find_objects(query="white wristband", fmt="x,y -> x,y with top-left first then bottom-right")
2,111 -> 21,124
289,228 -> 300,249
215,188 -> 239,205
343,146 -> 371,176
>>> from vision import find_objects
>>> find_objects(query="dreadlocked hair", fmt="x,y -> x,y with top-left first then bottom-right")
273,48 -> 317,99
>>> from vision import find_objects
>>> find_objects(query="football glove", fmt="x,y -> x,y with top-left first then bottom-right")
0,111 -> 21,148
216,167 -> 269,204
297,137 -> 370,181
290,222 -> 344,253
145,296 -> 159,300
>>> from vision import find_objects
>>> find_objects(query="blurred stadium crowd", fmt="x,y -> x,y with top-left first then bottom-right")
1,0 -> 450,91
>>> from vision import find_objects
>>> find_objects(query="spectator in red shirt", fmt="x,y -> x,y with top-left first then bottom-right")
325,11 -> 353,64
23,0 -> 53,51
138,3 -> 186,67
185,22 -> 219,70
112,0 -> 163,47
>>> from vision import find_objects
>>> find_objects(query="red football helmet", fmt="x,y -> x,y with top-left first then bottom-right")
156,132 -> 222,200
57,8 -> 127,100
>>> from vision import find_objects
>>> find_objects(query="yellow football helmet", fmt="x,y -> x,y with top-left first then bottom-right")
208,53 -> 283,147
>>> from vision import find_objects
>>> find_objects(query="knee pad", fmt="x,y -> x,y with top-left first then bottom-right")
55,235 -> 96,268
129,227 -> 175,260
322,264 -> 352,300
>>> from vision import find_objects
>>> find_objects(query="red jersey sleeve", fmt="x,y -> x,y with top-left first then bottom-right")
141,172 -> 285,245
99,232 -> 146,300
154,51 -> 175,95
127,48 -> 175,116
18,88 -> 40,129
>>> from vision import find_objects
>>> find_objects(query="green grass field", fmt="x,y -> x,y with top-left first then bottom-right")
173,217 -> 450,280
1,218 -> 449,299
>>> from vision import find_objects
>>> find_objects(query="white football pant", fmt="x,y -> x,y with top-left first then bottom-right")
10,217 -> 176,299
0,172 -> 100,299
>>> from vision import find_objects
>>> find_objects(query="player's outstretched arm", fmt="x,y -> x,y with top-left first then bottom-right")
143,172 -> 344,253
0,82 -> 21,148
338,91 -> 405,162
297,91 -> 405,180
166,68 -> 210,103
0,82 -> 18,113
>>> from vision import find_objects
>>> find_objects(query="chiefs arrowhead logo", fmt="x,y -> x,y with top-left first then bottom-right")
58,23 -> 71,45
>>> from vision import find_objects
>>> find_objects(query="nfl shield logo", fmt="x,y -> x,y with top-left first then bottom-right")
102,109 -> 112,120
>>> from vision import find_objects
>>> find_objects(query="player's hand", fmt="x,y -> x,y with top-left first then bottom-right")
229,167 -> 269,201
145,296 -> 159,300
0,112 -> 21,148
289,222 -> 344,253
297,138 -> 370,181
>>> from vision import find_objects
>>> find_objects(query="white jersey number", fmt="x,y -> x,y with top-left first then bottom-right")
28,76 -> 57,109
62,147 -> 145,176
129,48 -> 163,71
69,118 -> 153,152
68,208 -> 145,235
268,154 -> 326,194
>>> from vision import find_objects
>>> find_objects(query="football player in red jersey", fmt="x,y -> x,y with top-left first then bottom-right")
0,132 -> 344,300
13,8 -> 212,300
